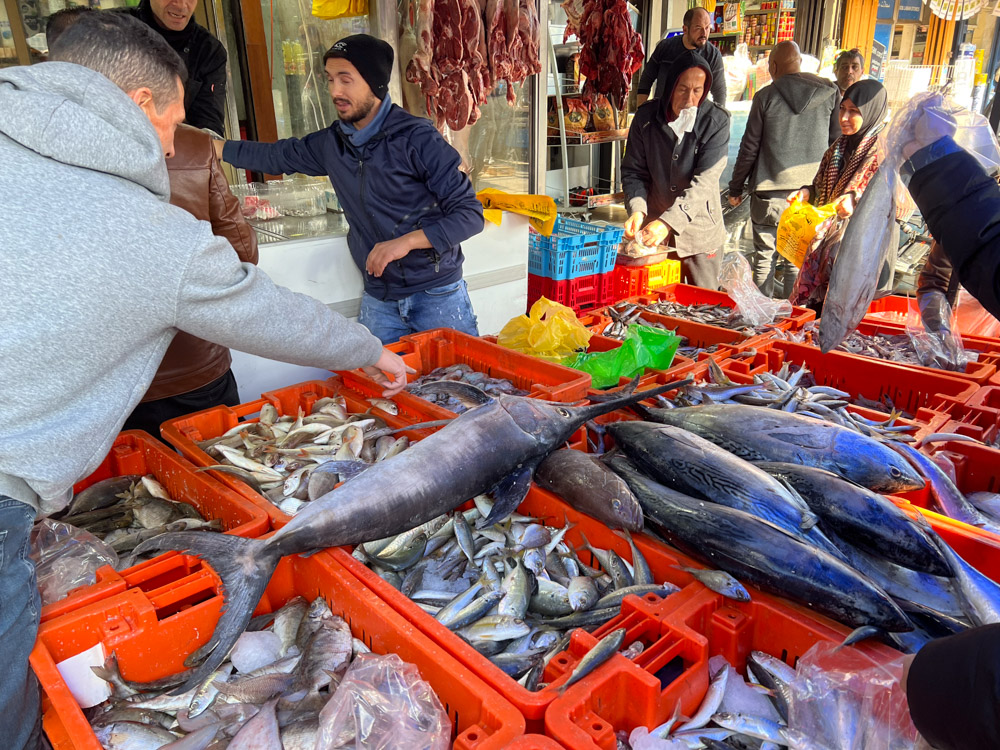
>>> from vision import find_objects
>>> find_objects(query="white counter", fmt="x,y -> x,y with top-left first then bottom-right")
230,212 -> 530,401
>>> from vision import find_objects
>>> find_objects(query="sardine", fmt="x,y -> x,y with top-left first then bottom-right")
557,627 -> 626,692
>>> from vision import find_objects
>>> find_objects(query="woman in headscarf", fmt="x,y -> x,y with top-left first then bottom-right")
789,79 -> 895,307
622,51 -> 731,289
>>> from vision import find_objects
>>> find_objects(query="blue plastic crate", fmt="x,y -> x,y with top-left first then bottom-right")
528,218 -> 623,280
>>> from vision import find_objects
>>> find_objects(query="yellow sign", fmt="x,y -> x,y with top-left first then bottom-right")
476,189 -> 558,236
312,0 -> 367,20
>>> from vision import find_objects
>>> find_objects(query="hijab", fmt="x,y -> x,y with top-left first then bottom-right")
841,79 -> 888,158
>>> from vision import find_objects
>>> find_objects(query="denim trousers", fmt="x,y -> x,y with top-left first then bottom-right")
0,497 -> 42,749
359,279 -> 480,345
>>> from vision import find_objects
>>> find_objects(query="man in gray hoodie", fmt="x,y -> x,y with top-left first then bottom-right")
728,41 -> 840,299
0,13 -> 407,746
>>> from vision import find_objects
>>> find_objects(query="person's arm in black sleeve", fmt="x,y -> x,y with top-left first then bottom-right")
621,117 -> 652,218
710,48 -> 727,108
728,93 -> 763,197
907,139 -> 1000,320
221,130 -> 328,177
186,44 -> 228,136
906,624 -> 1000,750
637,40 -> 665,98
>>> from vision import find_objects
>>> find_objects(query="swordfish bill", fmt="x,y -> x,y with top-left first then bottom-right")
133,377 -> 693,695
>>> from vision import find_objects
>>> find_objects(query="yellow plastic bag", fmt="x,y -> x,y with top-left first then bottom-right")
312,0 -> 367,20
476,189 -> 558,237
775,199 -> 837,268
497,297 -> 592,362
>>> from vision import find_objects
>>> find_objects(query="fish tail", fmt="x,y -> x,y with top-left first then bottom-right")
133,531 -> 281,696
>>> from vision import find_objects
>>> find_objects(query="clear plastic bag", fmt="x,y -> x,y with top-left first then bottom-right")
314,653 -> 451,750
29,519 -> 118,607
719,252 -> 792,325
908,291 -> 971,371
723,44 -> 753,102
787,642 -> 931,750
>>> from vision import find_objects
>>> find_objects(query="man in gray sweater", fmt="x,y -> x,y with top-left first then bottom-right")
0,13 -> 407,746
728,41 -> 839,298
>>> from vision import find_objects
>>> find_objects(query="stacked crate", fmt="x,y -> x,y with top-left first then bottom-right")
527,218 -> 622,314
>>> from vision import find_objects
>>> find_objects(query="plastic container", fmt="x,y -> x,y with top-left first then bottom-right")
339,328 -> 594,418
649,283 -> 817,332
613,259 -> 682,299
527,272 -> 615,314
161,378 -> 441,527
337,485 -> 705,731
528,217 -> 623,280
864,295 -> 918,326
31,551 -> 525,750
506,735 -> 568,749
42,431 -> 269,623
926,385 -> 1000,443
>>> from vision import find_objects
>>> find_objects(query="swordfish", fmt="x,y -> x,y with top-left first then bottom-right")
134,377 -> 692,695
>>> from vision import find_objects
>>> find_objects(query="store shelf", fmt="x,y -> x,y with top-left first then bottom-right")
744,7 -> 780,14
547,128 -> 630,145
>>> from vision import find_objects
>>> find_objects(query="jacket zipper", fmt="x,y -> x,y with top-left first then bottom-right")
357,156 -> 394,301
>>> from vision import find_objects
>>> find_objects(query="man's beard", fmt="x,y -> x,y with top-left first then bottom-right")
341,94 -> 378,124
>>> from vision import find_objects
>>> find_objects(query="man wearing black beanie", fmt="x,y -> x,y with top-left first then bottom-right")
215,33 -> 485,344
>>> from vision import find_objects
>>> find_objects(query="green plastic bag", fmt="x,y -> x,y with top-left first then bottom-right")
563,324 -> 680,389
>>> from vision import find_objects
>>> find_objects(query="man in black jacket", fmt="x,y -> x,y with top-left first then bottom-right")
216,35 -> 484,344
637,7 -> 726,107
131,0 -> 227,135
728,41 -> 839,298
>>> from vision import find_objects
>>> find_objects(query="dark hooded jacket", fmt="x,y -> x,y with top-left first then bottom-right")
729,72 -> 839,196
622,52 -> 730,257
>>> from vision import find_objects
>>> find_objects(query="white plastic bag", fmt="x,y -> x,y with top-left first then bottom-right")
30,519 -> 118,606
908,291 -> 971,371
720,252 -> 792,326
314,653 -> 451,749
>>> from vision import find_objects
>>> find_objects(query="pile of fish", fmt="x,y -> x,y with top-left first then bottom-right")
835,329 -> 976,372
57,474 -> 220,561
597,403 -> 1000,653
624,652 -> 812,749
354,495 -> 679,690
85,596 -> 445,749
602,300 -> 787,337
407,364 -> 527,413
195,398 -> 411,516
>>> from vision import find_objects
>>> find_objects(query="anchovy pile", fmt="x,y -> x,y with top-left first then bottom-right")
407,364 -> 527,414
604,301 -> 787,337
624,652 -> 809,749
601,404 -> 1000,653
84,596 -> 440,749
196,398 -> 410,516
58,475 -> 221,561
353,495 -> 678,690
836,329 -> 977,372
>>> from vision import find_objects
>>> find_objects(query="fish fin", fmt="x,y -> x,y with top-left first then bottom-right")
410,380 -> 493,406
133,532 -> 281,696
477,465 -> 535,528
582,376 -> 640,403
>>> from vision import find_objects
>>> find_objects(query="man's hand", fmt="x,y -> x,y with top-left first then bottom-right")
833,193 -> 855,218
728,194 -> 744,207
213,139 -> 226,161
640,219 -> 670,247
623,211 -> 646,239
787,188 -> 810,204
898,95 -> 958,160
366,236 -> 414,277
362,348 -> 415,397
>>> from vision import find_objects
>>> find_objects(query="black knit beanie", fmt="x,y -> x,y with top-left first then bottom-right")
323,34 -> 393,100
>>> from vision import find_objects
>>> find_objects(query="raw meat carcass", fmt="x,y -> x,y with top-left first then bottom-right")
576,0 -> 643,110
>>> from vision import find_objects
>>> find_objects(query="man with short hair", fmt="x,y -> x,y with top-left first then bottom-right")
834,48 -> 865,97
215,34 -> 486,345
636,7 -> 726,107
131,0 -> 227,135
44,5 -> 91,53
728,41 -> 839,298
0,14 -> 407,744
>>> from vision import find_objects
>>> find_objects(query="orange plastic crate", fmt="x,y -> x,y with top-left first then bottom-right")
42,432 -> 269,623
339,328 -> 593,418
648,283 -> 817,332
31,551 -> 526,750
161,377 -> 441,528
613,259 -> 681,299
864,295 -> 918,326
506,734 -> 568,749
336,485 -> 705,731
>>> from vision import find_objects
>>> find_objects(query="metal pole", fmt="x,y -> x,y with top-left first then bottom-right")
549,35 -> 571,212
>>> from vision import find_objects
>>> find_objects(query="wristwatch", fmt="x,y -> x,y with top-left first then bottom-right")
901,137 -> 963,183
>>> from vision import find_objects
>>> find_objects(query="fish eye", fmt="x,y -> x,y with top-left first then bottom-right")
557,408 -> 571,417
890,467 -> 902,477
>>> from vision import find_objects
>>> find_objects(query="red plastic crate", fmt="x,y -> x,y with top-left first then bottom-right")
161,378 -> 442,527
30,551 -> 526,750
528,272 -> 614,314
43,432 -> 269,623
506,735 -> 568,749
337,485 -> 706,731
864,295 -> 918,326
340,328 -> 593,419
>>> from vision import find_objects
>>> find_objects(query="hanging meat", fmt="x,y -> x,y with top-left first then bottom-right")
575,0 -> 643,110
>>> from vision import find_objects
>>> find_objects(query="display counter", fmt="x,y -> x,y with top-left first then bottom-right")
230,211 -> 530,400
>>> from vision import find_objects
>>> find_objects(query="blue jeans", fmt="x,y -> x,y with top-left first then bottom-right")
0,498 -> 42,750
359,279 -> 480,345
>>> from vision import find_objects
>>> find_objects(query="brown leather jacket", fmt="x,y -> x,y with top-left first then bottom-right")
142,125 -> 259,401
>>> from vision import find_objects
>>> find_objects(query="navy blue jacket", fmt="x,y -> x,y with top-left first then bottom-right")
223,105 -> 484,300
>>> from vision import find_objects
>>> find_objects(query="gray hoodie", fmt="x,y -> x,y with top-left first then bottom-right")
729,72 -> 840,196
0,62 -> 383,514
